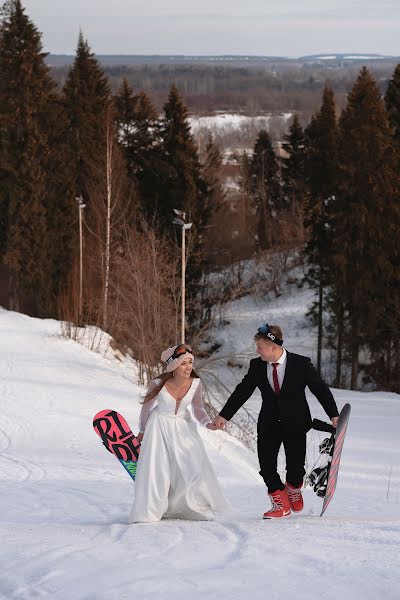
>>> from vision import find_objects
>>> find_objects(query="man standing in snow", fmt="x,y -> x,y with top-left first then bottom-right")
213,324 -> 339,519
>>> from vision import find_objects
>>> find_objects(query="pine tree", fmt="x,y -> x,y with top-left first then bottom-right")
384,66 -> 400,389
160,85 -> 208,232
336,67 -> 400,389
249,129 -> 281,250
115,79 -> 165,219
303,84 -> 339,376
61,33 -> 114,323
201,133 -> 224,224
115,78 -> 138,144
282,114 -> 305,220
63,32 -> 110,203
158,85 -> 215,330
384,64 -> 400,148
0,0 -> 57,313
40,93 -> 77,315
115,80 -> 159,178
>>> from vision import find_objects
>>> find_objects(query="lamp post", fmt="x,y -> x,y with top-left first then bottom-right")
75,194 -> 86,323
173,209 -> 192,344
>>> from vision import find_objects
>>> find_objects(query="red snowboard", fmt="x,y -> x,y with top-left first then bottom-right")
321,403 -> 351,515
93,409 -> 141,480
309,403 -> 351,515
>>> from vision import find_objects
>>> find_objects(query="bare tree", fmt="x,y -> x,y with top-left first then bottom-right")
108,221 -> 180,384
83,102 -> 135,331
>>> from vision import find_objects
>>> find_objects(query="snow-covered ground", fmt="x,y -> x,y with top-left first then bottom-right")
188,113 -> 293,135
201,267 -> 332,405
1,300 -> 400,600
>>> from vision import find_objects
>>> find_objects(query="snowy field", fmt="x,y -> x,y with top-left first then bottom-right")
188,113 -> 293,135
188,112 -> 293,160
1,303 -> 400,600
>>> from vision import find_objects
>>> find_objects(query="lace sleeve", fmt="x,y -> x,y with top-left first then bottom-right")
138,379 -> 159,433
191,380 -> 211,426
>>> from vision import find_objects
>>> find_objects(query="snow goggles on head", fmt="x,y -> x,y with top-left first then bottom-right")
257,323 -> 283,346
165,344 -> 193,365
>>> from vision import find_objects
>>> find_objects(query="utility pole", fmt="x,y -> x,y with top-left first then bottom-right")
173,209 -> 193,344
75,194 -> 86,324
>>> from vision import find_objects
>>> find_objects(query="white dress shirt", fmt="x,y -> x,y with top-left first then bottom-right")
267,348 -> 287,391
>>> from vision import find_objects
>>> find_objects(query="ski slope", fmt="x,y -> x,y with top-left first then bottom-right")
0,307 -> 399,600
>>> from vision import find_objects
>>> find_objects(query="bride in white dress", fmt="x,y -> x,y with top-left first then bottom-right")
129,344 -> 230,523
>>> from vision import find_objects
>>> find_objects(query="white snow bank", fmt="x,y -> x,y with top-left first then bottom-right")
0,307 -> 399,600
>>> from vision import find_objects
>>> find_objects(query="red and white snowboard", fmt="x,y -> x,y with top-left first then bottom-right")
93,409 -> 141,480
308,403 -> 351,515
321,403 -> 351,515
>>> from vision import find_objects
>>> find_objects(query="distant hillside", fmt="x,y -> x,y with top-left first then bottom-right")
47,53 -> 400,68
50,54 -> 399,115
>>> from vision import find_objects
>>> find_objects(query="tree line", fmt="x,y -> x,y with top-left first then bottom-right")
243,69 -> 400,392
52,62 -> 394,116
0,1 -> 225,379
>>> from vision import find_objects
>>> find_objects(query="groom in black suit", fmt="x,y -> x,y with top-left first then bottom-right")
213,324 -> 339,519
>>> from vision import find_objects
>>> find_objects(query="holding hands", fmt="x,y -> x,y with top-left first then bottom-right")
207,415 -> 227,431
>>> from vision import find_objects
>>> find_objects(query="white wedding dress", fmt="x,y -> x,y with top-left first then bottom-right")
129,377 -> 230,523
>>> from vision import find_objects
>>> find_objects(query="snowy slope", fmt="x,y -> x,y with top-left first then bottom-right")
200,272 -> 362,415
0,307 -> 400,600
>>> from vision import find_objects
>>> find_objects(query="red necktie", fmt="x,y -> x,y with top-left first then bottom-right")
272,363 -> 280,394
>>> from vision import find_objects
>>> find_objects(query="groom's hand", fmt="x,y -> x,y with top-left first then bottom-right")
213,415 -> 227,430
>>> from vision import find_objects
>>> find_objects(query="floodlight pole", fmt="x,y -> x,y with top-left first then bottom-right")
181,222 -> 186,344
75,194 -> 86,323
173,210 -> 192,344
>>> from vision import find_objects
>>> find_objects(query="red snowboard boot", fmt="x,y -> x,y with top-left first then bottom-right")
263,488 -> 291,519
286,482 -> 304,513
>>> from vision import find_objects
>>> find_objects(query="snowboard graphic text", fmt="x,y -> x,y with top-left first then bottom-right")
93,409 -> 141,480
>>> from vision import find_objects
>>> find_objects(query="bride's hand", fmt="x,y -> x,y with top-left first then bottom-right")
206,423 -> 218,431
137,432 -> 144,443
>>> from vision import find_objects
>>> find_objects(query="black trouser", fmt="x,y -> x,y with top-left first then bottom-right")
257,425 -> 306,493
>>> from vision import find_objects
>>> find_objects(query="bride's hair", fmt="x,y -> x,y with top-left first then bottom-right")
142,370 -> 200,404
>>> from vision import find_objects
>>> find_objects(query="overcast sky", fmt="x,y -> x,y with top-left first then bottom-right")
21,0 -> 400,56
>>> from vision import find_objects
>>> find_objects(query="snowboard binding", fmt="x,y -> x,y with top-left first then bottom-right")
319,435 -> 335,455
308,463 -> 331,497
307,404 -> 351,516
307,419 -> 336,498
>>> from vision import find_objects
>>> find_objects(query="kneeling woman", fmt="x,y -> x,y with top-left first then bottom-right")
129,344 -> 230,523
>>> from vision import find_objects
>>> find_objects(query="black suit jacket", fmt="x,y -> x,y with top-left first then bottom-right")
219,352 -> 339,435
